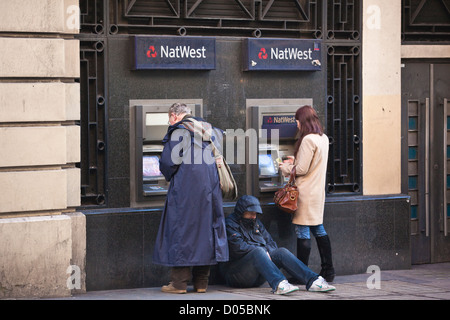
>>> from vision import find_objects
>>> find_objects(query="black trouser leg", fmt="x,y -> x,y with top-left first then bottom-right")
315,235 -> 335,282
297,238 -> 312,266
289,238 -> 312,285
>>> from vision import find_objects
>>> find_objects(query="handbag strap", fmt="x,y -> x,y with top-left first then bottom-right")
288,166 -> 297,185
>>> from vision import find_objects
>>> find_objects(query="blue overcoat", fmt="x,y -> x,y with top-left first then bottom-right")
152,116 -> 229,267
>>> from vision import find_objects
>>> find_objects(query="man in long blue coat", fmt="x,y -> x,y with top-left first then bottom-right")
152,102 -> 229,293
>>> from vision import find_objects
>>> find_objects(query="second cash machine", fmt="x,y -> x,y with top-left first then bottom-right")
246,102 -> 312,200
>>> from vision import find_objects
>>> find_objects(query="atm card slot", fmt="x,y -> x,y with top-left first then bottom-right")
259,181 -> 284,192
143,184 -> 168,196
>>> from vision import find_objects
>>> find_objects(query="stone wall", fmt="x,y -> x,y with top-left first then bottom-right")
0,0 -> 84,298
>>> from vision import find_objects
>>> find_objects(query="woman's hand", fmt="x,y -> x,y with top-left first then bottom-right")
283,156 -> 295,164
278,156 -> 294,176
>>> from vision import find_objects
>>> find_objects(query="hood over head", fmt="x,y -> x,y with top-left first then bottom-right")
233,195 -> 263,217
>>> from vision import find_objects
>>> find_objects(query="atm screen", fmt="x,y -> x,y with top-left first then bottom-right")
259,154 -> 277,177
146,113 -> 169,126
143,155 -> 163,179
144,112 -> 169,142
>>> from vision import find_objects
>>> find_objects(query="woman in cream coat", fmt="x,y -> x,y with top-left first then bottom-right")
279,105 -> 335,282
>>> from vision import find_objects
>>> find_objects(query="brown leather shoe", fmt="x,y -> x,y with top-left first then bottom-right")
161,282 -> 186,294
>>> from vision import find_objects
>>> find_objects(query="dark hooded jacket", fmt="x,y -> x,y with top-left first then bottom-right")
224,197 -> 278,261
152,115 -> 229,267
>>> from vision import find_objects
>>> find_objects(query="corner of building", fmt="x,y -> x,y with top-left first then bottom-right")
0,1 -> 84,299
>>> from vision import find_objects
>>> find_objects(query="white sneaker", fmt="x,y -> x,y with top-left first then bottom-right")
274,280 -> 300,295
308,276 -> 336,292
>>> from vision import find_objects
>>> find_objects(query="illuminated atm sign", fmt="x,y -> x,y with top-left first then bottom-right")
262,115 -> 298,139
243,38 -> 322,71
134,36 -> 216,70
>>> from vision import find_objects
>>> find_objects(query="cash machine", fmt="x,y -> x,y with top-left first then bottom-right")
245,100 -> 312,200
130,99 -> 203,207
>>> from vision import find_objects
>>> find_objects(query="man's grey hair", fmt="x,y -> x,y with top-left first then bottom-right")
169,102 -> 191,116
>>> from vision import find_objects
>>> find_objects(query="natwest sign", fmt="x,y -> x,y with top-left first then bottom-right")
134,36 -> 215,70
262,115 -> 298,139
243,38 -> 322,71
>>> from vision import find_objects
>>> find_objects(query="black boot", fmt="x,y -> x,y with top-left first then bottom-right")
297,238 -> 311,266
315,235 -> 335,282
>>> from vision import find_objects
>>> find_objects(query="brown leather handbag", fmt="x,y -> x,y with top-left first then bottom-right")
274,166 -> 299,214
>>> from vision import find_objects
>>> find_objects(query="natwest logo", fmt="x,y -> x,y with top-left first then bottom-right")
146,44 -> 207,59
244,38 -> 321,71
135,36 -> 216,70
258,47 -> 313,61
147,45 -> 157,58
263,115 -> 296,125
271,47 -> 313,60
258,48 -> 268,59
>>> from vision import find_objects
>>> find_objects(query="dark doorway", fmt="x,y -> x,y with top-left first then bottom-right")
402,61 -> 450,264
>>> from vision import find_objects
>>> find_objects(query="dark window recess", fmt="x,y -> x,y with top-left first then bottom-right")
402,0 -> 450,43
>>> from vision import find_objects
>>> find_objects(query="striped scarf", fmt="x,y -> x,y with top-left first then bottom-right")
181,118 -> 213,142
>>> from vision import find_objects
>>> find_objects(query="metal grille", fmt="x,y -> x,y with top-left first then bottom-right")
79,39 -> 108,207
326,0 -> 361,40
402,0 -> 450,42
78,0 -> 108,207
80,0 -> 107,34
326,44 -> 361,194
109,0 -> 323,38
325,0 -> 362,194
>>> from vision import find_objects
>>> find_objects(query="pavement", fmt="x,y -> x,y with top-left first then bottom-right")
49,262 -> 450,301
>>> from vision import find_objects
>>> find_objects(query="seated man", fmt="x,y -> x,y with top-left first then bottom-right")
220,195 -> 335,295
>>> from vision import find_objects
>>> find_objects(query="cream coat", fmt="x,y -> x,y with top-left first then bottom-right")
280,134 -> 329,226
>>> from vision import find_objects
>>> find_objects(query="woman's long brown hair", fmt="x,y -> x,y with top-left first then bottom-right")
294,105 -> 324,158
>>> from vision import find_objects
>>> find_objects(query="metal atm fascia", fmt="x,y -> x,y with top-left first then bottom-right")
130,99 -> 203,208
245,100 -> 312,198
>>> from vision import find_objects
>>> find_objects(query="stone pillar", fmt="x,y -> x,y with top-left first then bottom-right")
362,0 -> 402,195
0,1 -> 84,298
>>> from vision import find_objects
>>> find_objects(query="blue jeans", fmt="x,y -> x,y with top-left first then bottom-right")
222,247 -> 318,291
295,224 -> 328,239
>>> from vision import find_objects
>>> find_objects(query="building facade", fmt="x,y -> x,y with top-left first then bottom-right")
0,0 -> 449,298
